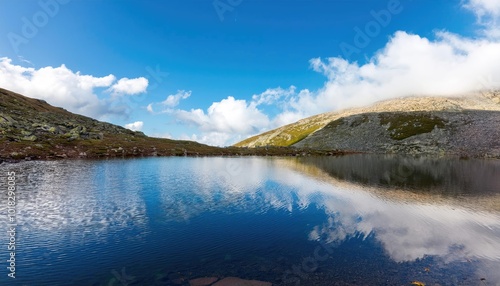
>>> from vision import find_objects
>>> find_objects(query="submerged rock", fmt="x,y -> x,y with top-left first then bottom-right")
212,277 -> 272,286
189,277 -> 219,286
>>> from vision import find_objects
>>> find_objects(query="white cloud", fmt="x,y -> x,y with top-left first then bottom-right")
271,110 -> 306,128
108,77 -> 148,96
124,121 -> 143,131
154,132 -> 172,139
273,0 -> 500,118
251,86 -> 296,106
140,0 -> 500,146
175,96 -> 269,134
179,132 -> 233,147
465,0 -> 500,38
162,90 -> 191,107
173,96 -> 270,146
0,57 -> 149,119
465,0 -> 500,18
171,0 -> 500,146
146,90 -> 191,115
169,87 -> 308,146
290,29 -> 500,115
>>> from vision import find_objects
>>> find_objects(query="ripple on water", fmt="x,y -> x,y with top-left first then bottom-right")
0,156 -> 499,285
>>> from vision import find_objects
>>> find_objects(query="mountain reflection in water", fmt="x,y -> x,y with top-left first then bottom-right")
0,156 -> 498,285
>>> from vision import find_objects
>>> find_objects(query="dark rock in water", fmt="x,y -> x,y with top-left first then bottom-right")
212,277 -> 272,286
189,277 -> 219,286
168,272 -> 186,285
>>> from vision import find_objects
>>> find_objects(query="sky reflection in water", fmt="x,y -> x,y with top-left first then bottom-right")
0,156 -> 499,285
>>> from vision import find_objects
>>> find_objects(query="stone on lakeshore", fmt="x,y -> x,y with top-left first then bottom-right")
21,135 -> 37,141
213,277 -> 272,286
189,277 -> 219,286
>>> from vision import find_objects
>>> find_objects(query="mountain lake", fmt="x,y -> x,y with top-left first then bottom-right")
0,155 -> 499,285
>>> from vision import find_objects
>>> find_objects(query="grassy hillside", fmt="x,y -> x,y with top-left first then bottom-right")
234,114 -> 332,147
235,92 -> 500,158
0,88 -> 343,161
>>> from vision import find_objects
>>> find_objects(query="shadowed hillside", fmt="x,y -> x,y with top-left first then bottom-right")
235,93 -> 500,158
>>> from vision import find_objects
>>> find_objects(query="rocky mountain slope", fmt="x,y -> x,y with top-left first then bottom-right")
235,92 -> 500,158
0,88 -> 340,161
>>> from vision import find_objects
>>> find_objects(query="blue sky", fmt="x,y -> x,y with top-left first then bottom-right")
1,0 -> 499,145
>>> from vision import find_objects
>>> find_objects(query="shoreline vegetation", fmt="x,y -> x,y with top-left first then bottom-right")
0,87 -> 348,163
0,143 -> 351,164
1,87 -> 499,163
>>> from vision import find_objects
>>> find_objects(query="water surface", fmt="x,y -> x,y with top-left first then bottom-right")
0,155 -> 499,285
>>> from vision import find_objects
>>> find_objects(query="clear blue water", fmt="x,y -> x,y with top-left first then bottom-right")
0,155 -> 499,285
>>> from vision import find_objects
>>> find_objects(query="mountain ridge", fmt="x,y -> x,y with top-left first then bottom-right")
235,92 -> 500,158
0,88 -> 341,161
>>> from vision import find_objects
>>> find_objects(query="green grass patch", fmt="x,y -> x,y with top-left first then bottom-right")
323,118 -> 345,130
268,122 -> 326,146
379,113 -> 446,140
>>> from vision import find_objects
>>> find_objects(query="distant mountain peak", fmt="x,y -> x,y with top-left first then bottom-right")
235,93 -> 500,158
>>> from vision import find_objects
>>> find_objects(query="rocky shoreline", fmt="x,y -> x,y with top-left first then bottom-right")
0,145 -> 349,164
0,87 -> 349,163
2,88 -> 499,162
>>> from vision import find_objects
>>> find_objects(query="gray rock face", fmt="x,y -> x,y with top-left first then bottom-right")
235,93 -> 500,149
0,88 -> 145,143
294,110 -> 500,158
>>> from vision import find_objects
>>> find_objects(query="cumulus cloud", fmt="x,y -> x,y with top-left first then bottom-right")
466,0 -> 500,38
0,57 -> 149,119
146,90 -> 191,115
465,0 -> 500,18
175,96 -> 269,135
108,77 -> 148,96
169,87 -> 311,145
298,30 -> 500,113
264,0 -> 500,118
251,86 -> 296,106
124,121 -> 144,131
162,90 -> 191,107
170,0 -> 500,146
179,132 -> 234,147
